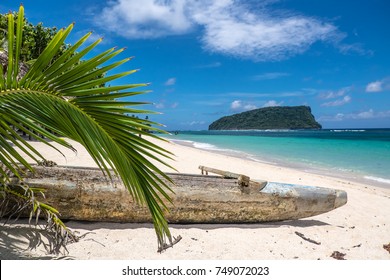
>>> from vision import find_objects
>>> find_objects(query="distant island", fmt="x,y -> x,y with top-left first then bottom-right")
209,106 -> 322,130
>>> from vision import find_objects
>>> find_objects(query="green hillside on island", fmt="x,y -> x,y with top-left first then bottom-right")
209,106 -> 322,130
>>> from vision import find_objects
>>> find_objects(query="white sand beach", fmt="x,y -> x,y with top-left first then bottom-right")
1,137 -> 390,260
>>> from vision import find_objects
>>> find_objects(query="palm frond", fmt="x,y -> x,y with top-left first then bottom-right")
0,5 -> 176,251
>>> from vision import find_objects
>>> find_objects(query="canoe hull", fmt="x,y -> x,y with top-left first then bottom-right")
13,166 -> 347,223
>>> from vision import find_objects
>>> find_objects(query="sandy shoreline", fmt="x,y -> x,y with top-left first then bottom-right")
166,136 -> 390,190
1,137 -> 390,260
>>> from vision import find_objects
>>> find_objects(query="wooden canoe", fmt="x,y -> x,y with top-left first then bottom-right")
11,165 -> 347,223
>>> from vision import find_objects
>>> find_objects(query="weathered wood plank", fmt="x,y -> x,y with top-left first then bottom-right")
8,165 -> 347,223
199,165 -> 267,191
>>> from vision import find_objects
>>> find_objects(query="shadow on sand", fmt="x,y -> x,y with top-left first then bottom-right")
0,221 -> 74,260
63,218 -> 329,231
1,218 -> 328,259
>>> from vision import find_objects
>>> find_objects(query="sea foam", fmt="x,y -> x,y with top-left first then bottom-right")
331,129 -> 366,132
193,142 -> 218,150
364,176 -> 390,185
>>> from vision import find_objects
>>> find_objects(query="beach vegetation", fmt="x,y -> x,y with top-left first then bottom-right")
0,10 -> 68,64
0,5 -> 176,253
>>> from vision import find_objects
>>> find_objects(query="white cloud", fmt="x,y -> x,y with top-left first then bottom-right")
230,100 -> 257,111
337,42 -> 371,56
319,109 -> 390,122
319,87 -> 351,99
321,95 -> 351,107
192,1 -> 340,61
347,109 -> 390,120
318,86 -> 352,107
98,0 -> 193,38
191,121 -> 205,126
365,77 -> 390,92
184,120 -> 206,126
354,109 -> 375,119
231,100 -> 243,110
96,0 -> 343,61
244,104 -> 257,110
263,100 -> 284,107
165,77 -> 176,86
366,81 -> 383,92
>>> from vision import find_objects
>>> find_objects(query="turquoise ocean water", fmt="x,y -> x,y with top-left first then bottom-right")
163,129 -> 390,188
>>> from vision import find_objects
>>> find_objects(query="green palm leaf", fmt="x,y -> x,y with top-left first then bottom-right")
0,5 -> 176,251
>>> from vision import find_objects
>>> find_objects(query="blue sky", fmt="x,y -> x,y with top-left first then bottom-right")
1,0 -> 389,130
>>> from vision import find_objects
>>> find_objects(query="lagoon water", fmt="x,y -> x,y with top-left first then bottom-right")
163,129 -> 390,188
